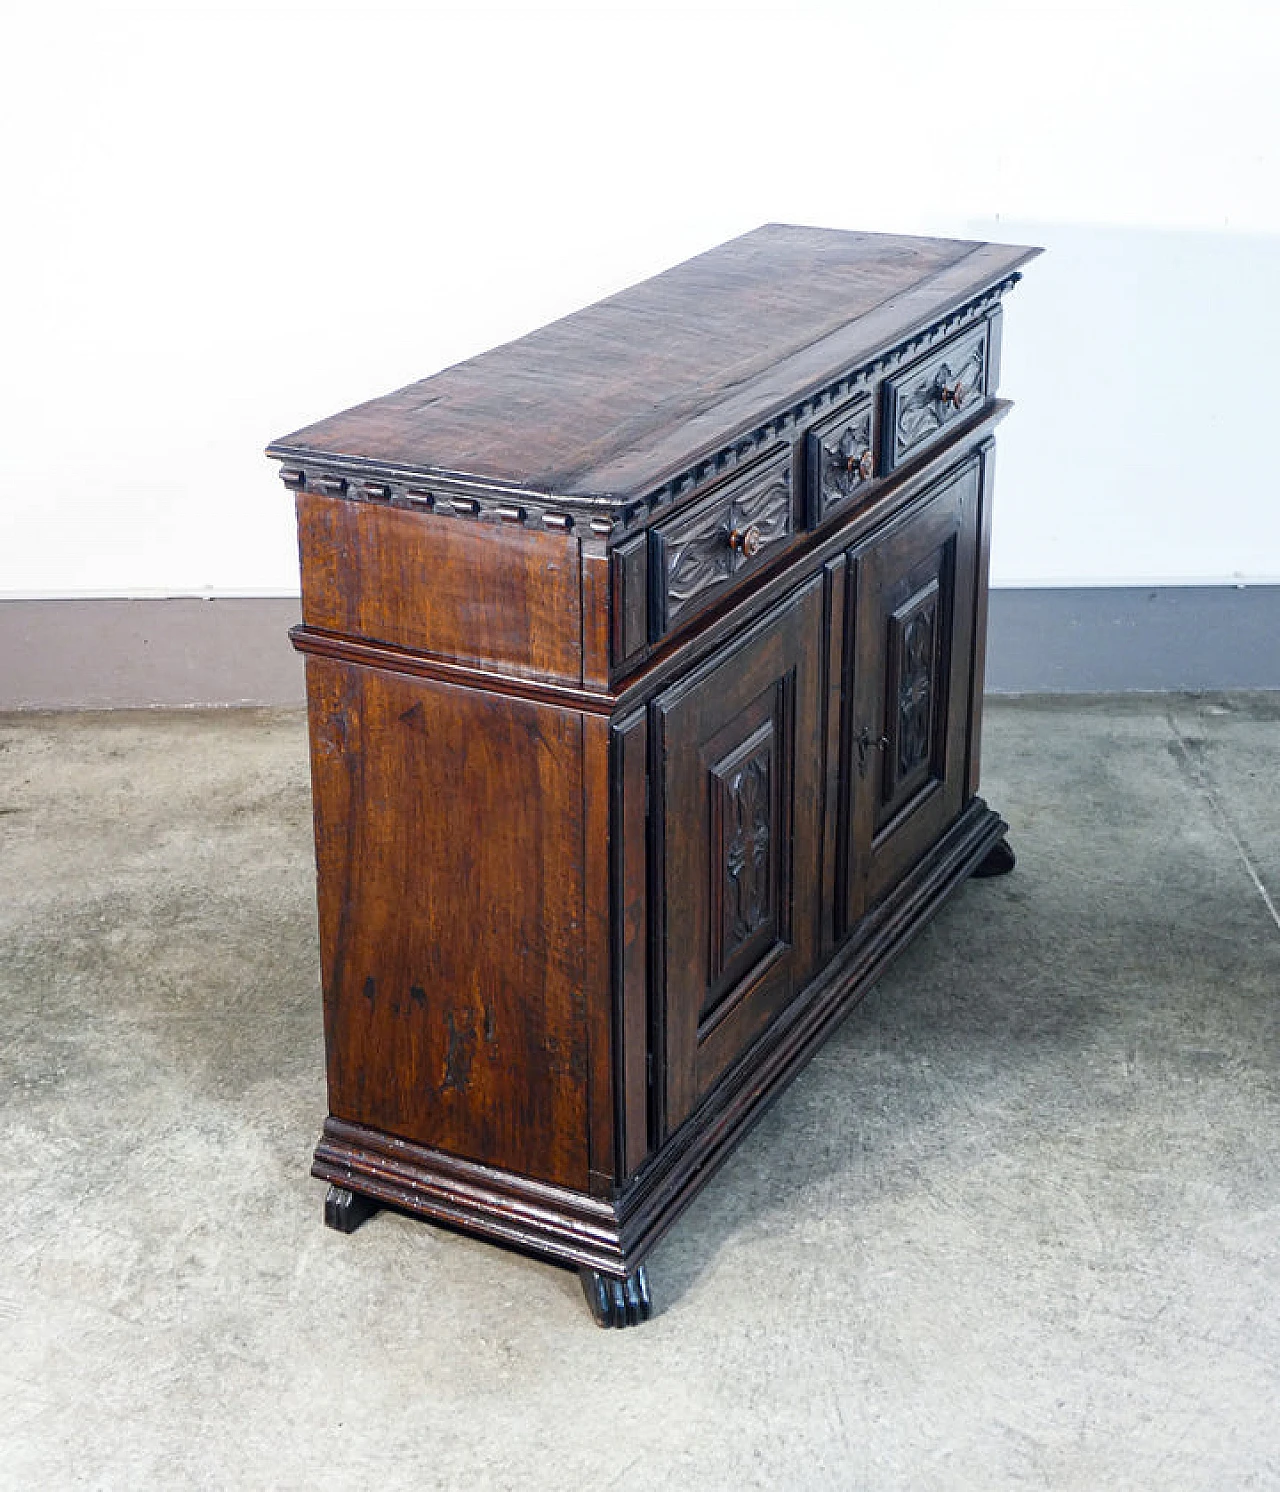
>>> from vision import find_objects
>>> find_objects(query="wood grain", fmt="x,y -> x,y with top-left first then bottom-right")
305,656 -> 591,1190
297,493 -> 582,684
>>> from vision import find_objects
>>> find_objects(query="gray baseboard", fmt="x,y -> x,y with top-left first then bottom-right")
0,598 -> 305,710
985,586 -> 1280,693
2,588 -> 1278,709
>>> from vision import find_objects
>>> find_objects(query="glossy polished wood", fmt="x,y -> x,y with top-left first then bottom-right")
275,225 -> 1040,1325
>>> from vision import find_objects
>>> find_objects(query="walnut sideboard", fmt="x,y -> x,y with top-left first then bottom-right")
268,225 -> 1040,1326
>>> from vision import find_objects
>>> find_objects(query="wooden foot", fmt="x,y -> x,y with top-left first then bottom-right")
973,837 -> 1016,878
579,1264 -> 652,1328
324,1183 -> 380,1234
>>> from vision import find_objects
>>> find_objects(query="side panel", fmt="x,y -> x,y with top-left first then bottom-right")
305,656 -> 591,1191
967,437 -> 998,797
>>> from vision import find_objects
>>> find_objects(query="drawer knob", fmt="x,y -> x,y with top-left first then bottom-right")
728,524 -> 763,558
940,379 -> 968,409
846,448 -> 875,481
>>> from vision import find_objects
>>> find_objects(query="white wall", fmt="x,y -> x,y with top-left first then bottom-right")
2,0 -> 1277,597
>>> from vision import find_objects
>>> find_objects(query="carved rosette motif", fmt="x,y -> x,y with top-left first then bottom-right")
819,405 -> 874,505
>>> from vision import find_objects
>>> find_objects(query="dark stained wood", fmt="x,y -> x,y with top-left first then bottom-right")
579,1265 -> 652,1328
607,400 -> 1013,709
582,712 -> 614,1197
974,837 -> 1017,877
296,492 -> 582,684
882,321 -> 991,471
967,437 -> 999,797
845,454 -> 981,916
984,302 -> 1005,395
819,555 -> 848,958
613,710 -> 651,1177
580,541 -> 611,692
305,656 -> 591,1190
281,225 -> 1037,1325
323,1183 -> 379,1234
611,535 -> 649,668
807,393 -> 877,525
312,1114 -> 627,1272
650,445 -> 795,637
655,573 -> 824,1131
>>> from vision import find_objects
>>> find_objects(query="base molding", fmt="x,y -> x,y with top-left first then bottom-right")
312,1119 -> 626,1272
312,799 -> 1006,1277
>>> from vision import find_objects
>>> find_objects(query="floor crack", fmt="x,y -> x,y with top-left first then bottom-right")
1166,710 -> 1280,937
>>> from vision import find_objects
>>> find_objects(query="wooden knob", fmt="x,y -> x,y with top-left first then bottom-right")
940,379 -> 967,409
846,448 -> 875,481
729,524 -> 763,558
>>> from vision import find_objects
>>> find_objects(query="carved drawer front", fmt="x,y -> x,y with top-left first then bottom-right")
650,447 -> 794,638
805,393 -> 877,526
882,321 -> 989,472
655,573 -> 824,1133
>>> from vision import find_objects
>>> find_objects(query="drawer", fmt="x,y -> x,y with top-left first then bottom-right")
805,393 -> 877,526
882,320 -> 989,471
651,446 -> 794,636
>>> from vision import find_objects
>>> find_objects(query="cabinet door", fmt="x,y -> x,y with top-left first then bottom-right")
655,573 -> 825,1134
843,455 -> 980,926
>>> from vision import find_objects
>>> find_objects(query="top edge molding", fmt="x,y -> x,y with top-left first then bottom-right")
271,273 -> 1022,542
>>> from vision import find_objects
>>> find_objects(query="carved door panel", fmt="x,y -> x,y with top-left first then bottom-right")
843,456 -> 981,927
655,573 -> 825,1134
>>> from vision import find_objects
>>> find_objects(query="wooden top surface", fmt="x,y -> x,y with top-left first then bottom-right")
268,224 -> 1039,504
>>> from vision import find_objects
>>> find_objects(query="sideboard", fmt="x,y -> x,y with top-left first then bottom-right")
268,224 -> 1041,1326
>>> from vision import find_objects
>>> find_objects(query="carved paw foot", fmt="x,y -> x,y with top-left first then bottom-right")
579,1264 -> 652,1328
973,837 -> 1016,878
324,1184 -> 380,1234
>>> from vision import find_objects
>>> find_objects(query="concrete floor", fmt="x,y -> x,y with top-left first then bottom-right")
2,696 -> 1278,1489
